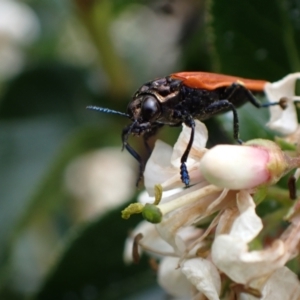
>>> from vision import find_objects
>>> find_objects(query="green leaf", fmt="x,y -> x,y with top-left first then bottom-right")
33,202 -> 156,300
0,64 -> 95,119
207,0 -> 300,79
0,125 -> 127,294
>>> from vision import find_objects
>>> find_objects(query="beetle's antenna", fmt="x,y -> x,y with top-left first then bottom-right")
86,106 -> 130,118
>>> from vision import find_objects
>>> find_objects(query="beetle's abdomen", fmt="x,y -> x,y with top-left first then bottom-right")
171,72 -> 268,91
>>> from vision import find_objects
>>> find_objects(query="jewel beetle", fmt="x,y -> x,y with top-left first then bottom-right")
87,71 -> 282,187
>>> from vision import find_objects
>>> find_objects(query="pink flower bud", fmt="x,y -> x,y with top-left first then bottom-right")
199,140 -> 289,189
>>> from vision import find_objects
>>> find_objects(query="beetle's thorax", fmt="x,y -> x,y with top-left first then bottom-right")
127,76 -> 182,124
134,76 -> 182,101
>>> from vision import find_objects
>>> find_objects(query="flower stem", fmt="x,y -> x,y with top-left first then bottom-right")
142,185 -> 222,223
276,0 -> 300,71
74,0 -> 132,99
158,185 -> 223,216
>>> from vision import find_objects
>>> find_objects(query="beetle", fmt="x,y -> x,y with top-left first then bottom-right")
87,71 -> 282,187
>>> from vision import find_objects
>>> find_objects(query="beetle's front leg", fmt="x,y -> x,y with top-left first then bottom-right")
179,114 -> 195,187
122,124 -> 150,185
143,123 -> 164,154
122,124 -> 145,186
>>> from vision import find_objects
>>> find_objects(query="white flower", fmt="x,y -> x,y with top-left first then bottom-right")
0,0 -> 40,80
65,148 -> 136,221
125,120 -> 225,299
265,73 -> 300,135
123,87 -> 300,299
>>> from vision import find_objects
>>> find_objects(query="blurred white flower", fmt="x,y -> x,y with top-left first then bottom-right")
65,148 -> 136,221
110,4 -> 183,80
0,0 -> 40,80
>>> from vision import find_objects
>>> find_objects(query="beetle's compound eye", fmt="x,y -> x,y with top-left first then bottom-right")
141,96 -> 161,121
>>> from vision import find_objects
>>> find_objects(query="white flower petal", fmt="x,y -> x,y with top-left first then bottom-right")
158,257 -> 193,298
230,191 -> 263,243
144,140 -> 177,195
212,235 -> 288,284
215,206 -> 239,236
211,193 -> 267,284
240,266 -> 300,300
181,258 -> 221,300
260,267 -> 300,300
123,220 -> 173,264
174,226 -> 203,254
267,97 -> 297,135
265,73 -> 300,135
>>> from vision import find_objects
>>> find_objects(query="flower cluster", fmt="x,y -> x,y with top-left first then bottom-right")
123,73 -> 300,299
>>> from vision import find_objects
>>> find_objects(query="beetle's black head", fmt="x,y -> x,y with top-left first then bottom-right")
86,92 -> 162,140
86,76 -> 183,186
127,93 -> 162,124
87,76 -> 182,135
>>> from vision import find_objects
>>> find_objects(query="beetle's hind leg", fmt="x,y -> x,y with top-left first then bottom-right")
221,83 -> 287,142
225,83 -> 285,109
224,83 -> 262,108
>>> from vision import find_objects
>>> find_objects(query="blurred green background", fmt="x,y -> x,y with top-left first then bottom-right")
0,0 -> 299,299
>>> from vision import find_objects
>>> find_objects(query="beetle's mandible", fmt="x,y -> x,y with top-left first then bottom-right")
87,71 -> 283,187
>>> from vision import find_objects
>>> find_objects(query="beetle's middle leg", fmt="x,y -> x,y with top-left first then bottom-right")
203,100 -> 241,143
178,102 -> 238,186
